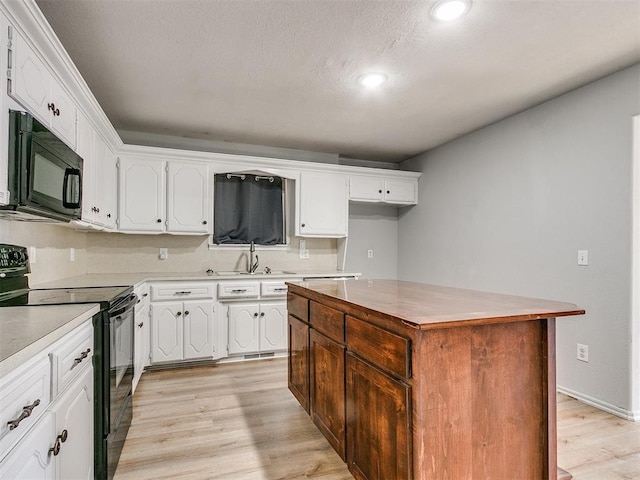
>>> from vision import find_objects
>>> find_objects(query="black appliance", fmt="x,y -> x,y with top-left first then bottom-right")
0,244 -> 135,480
0,110 -> 83,222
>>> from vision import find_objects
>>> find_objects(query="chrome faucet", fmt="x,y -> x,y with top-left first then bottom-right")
248,241 -> 259,273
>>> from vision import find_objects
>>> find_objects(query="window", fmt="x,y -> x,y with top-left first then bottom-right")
212,173 -> 286,245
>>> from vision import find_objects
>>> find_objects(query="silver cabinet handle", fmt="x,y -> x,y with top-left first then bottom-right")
72,348 -> 91,369
231,289 -> 247,293
274,288 -> 288,292
7,399 -> 41,430
173,291 -> 192,295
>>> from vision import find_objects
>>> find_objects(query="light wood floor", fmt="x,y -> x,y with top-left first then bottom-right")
114,358 -> 640,480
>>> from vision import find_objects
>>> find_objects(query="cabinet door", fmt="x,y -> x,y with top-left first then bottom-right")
0,411 -> 55,480
184,301 -> 215,360
53,365 -> 93,480
346,353 -> 412,480
76,113 -> 97,223
227,303 -> 259,355
49,81 -> 77,149
166,162 -> 210,233
133,302 -> 149,393
259,303 -> 287,352
288,315 -> 310,413
384,179 -> 417,204
118,157 -> 165,232
310,330 -> 346,460
95,139 -> 118,229
10,31 -> 52,123
349,176 -> 384,202
297,171 -> 348,237
150,303 -> 183,363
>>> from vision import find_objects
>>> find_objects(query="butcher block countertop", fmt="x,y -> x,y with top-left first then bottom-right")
287,279 -> 585,329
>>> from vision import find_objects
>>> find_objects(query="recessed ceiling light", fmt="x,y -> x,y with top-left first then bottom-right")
359,73 -> 387,88
431,0 -> 470,22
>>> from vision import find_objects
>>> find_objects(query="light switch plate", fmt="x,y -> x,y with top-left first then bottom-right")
578,250 -> 589,266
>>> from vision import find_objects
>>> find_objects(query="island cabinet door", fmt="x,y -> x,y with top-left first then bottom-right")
310,330 -> 346,460
288,315 -> 310,413
346,353 -> 412,480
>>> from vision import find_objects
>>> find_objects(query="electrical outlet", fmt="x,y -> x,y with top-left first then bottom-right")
29,246 -> 36,264
159,248 -> 168,260
577,343 -> 589,362
367,249 -> 374,259
299,240 -> 309,259
578,250 -> 589,266
70,248 -> 75,262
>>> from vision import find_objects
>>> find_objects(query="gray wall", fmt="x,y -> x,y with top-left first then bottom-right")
346,203 -> 399,279
399,64 -> 640,414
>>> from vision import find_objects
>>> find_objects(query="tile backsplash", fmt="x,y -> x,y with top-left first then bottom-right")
0,219 -> 337,285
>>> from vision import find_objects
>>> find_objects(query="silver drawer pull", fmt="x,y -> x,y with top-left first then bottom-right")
273,288 -> 288,292
173,291 -> 192,295
231,289 -> 247,293
72,348 -> 91,369
7,399 -> 41,430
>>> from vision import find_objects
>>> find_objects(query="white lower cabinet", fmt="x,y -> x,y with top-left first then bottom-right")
0,411 -> 56,480
227,302 -> 287,355
0,320 -> 94,480
133,284 -> 151,393
52,365 -> 93,480
150,301 -> 217,363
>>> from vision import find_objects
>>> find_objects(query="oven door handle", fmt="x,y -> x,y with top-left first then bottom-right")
109,294 -> 138,317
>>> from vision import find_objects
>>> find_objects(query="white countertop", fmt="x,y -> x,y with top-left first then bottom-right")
0,304 -> 100,378
33,271 -> 360,289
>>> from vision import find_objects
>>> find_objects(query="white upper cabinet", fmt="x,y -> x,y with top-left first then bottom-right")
296,171 -> 348,237
349,175 -> 418,205
76,113 -> 117,229
118,157 -> 165,232
166,162 -> 210,233
9,29 -> 77,148
119,157 -> 211,234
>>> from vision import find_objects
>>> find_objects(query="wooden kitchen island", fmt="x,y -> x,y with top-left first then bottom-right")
286,279 -> 585,480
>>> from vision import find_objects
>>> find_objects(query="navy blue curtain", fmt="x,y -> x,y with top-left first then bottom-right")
213,174 -> 284,245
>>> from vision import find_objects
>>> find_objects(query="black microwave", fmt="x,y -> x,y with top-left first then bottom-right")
1,110 -> 83,222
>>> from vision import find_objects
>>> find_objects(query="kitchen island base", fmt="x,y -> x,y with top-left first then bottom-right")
287,280 -> 584,480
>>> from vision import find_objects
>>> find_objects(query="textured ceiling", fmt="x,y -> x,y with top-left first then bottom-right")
35,0 -> 640,163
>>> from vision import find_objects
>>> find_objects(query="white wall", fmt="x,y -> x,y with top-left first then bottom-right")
399,64 -> 640,417
346,203 -> 399,279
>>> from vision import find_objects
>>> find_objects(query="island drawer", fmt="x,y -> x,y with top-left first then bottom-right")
287,293 -> 309,322
346,315 -> 411,379
0,354 -> 51,461
310,301 -> 344,343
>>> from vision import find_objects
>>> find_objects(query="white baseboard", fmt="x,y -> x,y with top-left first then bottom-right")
557,385 -> 639,422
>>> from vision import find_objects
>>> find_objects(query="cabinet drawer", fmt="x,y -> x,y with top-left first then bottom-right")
310,301 -> 344,343
151,282 -> 215,301
346,316 -> 411,379
51,321 -> 93,397
0,355 -> 51,461
261,281 -> 289,298
217,282 -> 260,299
287,293 -> 308,322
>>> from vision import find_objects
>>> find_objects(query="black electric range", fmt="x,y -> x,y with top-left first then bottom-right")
0,244 -> 136,480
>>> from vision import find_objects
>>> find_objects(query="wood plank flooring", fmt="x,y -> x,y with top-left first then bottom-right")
114,358 -> 640,480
